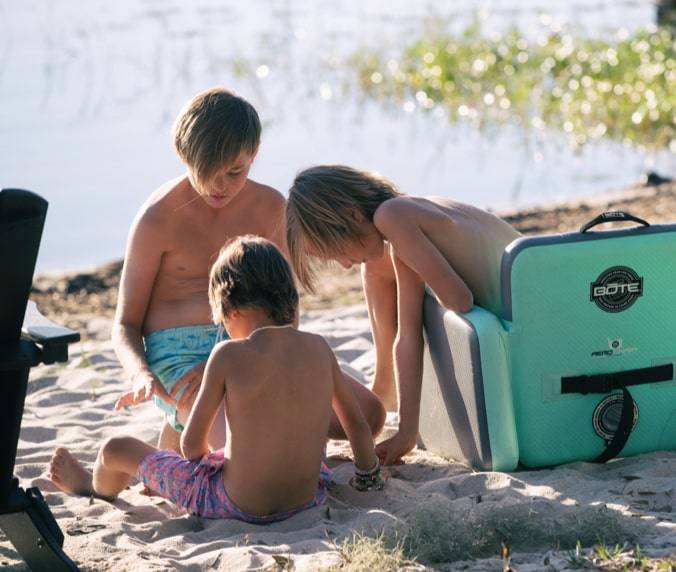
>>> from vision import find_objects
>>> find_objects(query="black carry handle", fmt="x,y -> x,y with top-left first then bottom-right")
561,364 -> 673,463
580,211 -> 650,233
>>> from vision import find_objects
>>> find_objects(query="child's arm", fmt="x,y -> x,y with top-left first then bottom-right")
180,344 -> 228,459
375,252 -> 426,465
113,211 -> 176,409
374,200 -> 473,312
329,348 -> 378,472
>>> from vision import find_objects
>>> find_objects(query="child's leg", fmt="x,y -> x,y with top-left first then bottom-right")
328,371 -> 386,439
93,436 -> 156,498
362,253 -> 398,410
49,437 -> 156,500
157,421 -> 182,452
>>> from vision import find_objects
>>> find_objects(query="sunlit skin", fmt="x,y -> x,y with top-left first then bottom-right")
49,306 -> 380,515
325,196 -> 519,465
112,149 -> 287,451
113,152 -> 385,453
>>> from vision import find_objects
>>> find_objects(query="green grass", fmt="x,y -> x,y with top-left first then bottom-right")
567,542 -> 676,570
326,528 -> 674,571
352,21 -> 674,152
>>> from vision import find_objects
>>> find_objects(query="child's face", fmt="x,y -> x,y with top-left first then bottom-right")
331,223 -> 385,269
191,151 -> 256,208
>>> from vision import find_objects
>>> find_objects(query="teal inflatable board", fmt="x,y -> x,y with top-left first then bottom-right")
419,212 -> 676,470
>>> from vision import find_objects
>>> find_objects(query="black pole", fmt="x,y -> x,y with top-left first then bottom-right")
0,367 -> 30,509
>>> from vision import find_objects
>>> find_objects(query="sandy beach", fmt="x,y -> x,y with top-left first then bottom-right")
4,179 -> 676,570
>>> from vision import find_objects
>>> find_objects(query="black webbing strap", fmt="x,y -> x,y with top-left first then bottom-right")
561,364 -> 673,395
561,364 -> 674,463
593,387 -> 634,463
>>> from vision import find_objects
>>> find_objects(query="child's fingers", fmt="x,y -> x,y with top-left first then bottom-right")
169,375 -> 194,398
375,438 -> 406,466
169,365 -> 203,400
375,443 -> 388,465
151,380 -> 176,406
177,382 -> 199,410
114,391 -> 135,410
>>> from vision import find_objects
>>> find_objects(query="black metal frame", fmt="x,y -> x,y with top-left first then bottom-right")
0,189 -> 80,571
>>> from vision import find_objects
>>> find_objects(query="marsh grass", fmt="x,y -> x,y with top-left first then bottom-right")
353,22 -> 674,152
327,498 -> 646,569
396,498 -> 641,564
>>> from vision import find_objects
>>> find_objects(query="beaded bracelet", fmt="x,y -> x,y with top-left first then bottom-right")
350,459 -> 385,491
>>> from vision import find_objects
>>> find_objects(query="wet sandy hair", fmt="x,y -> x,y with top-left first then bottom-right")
173,87 -> 261,190
286,165 -> 401,292
209,235 -> 298,326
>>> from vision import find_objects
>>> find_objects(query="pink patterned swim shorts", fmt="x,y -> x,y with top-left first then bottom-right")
137,449 -> 332,523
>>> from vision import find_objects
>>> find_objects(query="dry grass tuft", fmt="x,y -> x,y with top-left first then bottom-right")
329,532 -> 420,571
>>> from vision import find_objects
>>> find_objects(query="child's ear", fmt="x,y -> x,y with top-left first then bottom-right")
226,309 -> 242,320
348,208 -> 364,223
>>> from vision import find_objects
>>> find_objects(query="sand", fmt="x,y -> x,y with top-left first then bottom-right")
2,304 -> 675,571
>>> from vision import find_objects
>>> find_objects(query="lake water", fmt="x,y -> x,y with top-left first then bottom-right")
1,0 -> 673,272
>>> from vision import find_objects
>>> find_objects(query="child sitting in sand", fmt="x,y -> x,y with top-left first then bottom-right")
49,236 -> 384,522
286,165 -> 521,465
112,88 -> 384,453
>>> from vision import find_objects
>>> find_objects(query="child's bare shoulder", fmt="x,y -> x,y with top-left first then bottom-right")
296,329 -> 332,353
207,339 -> 241,369
243,179 -> 285,213
374,196 -> 446,232
373,196 -> 415,227
134,176 -> 192,232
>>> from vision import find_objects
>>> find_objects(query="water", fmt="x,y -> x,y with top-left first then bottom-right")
1,0 -> 673,272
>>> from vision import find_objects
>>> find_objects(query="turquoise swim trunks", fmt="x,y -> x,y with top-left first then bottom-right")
144,324 -> 227,432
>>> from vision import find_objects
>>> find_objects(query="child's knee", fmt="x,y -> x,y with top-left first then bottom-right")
367,394 -> 387,436
100,436 -> 133,468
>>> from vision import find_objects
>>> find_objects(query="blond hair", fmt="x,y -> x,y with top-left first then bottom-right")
209,235 -> 298,326
173,87 -> 261,189
286,165 -> 401,292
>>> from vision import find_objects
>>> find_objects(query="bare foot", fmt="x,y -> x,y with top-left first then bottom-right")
48,447 -> 94,496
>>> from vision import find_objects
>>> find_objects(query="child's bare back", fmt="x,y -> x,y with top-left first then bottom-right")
49,236 -> 382,523
204,326 -> 336,514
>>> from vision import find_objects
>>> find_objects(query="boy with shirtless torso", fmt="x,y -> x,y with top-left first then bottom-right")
113,89 -> 384,452
286,165 -> 521,465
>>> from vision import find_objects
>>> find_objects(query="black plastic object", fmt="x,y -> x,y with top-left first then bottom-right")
580,211 -> 650,233
0,188 -> 80,571
0,483 -> 78,571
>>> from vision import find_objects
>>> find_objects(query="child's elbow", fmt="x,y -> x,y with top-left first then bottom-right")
456,291 -> 474,313
180,436 -> 203,460
441,289 -> 473,313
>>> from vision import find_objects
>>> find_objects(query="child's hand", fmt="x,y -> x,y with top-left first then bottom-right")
169,362 -> 206,412
350,459 -> 385,492
114,370 -> 175,410
375,431 -> 416,466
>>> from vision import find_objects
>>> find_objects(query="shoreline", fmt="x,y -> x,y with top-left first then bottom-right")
31,178 -> 675,335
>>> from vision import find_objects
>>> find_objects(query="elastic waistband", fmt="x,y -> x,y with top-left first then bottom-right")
144,323 -> 220,345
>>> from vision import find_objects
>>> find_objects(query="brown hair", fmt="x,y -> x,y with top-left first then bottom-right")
209,235 -> 298,326
173,87 -> 261,188
286,164 -> 401,292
